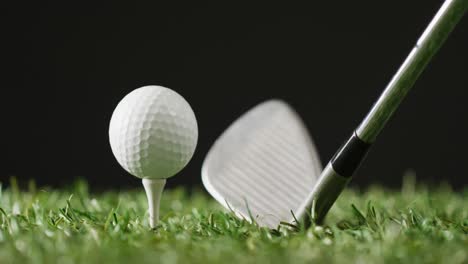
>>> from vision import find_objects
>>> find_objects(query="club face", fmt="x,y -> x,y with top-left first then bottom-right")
202,100 -> 322,228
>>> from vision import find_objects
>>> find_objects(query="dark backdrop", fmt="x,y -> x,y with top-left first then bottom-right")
3,1 -> 468,190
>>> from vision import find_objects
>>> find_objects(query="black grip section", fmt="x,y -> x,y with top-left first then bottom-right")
331,132 -> 372,177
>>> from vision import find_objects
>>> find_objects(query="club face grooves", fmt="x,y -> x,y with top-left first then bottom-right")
201,100 -> 323,228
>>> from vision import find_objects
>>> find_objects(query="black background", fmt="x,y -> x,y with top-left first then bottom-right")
3,1 -> 468,190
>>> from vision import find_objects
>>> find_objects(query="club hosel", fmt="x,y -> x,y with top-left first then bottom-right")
303,132 -> 372,224
304,163 -> 351,224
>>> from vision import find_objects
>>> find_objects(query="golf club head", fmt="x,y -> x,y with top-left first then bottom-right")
202,100 -> 322,228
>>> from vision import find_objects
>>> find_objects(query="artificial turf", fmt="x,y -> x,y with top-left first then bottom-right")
0,178 -> 466,264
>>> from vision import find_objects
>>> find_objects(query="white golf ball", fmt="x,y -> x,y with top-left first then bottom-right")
109,85 -> 198,179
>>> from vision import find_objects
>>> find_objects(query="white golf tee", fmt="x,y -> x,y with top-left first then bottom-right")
142,178 -> 167,228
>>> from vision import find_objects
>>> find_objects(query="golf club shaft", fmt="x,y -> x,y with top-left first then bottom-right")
307,0 -> 467,224
357,0 -> 468,143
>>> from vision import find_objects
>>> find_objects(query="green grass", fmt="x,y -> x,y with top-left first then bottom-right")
0,179 -> 466,264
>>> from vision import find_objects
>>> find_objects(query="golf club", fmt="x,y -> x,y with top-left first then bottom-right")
202,0 -> 467,228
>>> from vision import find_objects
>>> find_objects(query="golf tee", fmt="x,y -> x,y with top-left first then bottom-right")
142,178 -> 167,228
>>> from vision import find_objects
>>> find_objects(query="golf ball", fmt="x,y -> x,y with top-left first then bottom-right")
109,85 -> 198,179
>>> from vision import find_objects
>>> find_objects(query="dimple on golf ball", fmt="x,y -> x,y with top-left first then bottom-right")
109,85 -> 198,179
